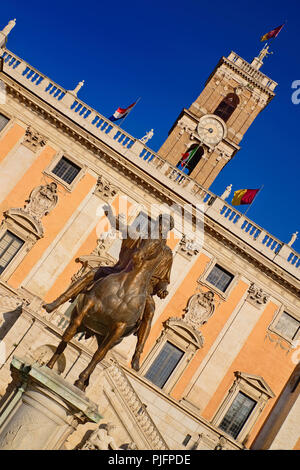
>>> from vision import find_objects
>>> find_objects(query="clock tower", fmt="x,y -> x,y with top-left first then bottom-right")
158,48 -> 278,189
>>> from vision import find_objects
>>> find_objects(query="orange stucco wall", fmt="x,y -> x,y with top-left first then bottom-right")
4,145 -> 97,288
293,437 -> 300,450
171,279 -> 249,401
140,252 -> 248,389
201,301 -> 296,447
0,123 -> 25,165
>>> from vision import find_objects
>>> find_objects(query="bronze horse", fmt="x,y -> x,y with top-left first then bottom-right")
47,236 -> 165,390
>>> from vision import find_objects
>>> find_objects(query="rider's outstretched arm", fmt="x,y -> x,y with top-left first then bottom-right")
103,204 -> 128,238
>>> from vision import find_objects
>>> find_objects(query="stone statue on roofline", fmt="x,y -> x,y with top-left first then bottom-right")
220,184 -> 232,201
287,231 -> 298,247
140,129 -> 154,144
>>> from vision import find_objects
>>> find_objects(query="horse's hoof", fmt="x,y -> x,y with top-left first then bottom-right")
131,356 -> 140,372
43,302 -> 56,313
74,379 -> 86,391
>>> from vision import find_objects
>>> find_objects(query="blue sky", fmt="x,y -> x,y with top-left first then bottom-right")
1,0 -> 300,250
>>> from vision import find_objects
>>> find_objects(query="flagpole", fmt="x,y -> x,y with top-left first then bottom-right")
118,97 -> 141,129
243,185 -> 264,218
179,140 -> 203,174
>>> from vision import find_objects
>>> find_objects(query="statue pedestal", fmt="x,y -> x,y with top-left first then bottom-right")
0,357 -> 102,450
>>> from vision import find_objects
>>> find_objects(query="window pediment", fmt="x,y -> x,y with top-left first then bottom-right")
235,371 -> 275,398
165,317 -> 204,349
4,208 -> 44,239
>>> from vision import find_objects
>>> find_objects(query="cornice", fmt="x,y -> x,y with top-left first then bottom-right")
205,56 -> 276,101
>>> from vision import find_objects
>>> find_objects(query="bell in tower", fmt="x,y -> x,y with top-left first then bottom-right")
158,49 -> 277,189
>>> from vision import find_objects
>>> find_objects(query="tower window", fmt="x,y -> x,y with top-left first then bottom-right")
218,392 -> 256,439
176,144 -> 204,175
206,264 -> 234,292
0,231 -> 24,274
52,156 -> 81,184
145,341 -> 184,388
0,113 -> 9,132
214,93 -> 239,122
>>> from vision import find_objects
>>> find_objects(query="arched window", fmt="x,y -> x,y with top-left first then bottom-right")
176,144 -> 204,175
214,93 -> 239,122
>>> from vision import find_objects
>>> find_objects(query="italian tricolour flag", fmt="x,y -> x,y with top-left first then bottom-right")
179,147 -> 198,168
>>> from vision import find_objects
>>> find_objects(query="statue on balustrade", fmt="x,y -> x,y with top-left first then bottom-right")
44,206 -> 174,390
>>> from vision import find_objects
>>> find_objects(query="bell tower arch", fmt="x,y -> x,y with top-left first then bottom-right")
158,49 -> 277,189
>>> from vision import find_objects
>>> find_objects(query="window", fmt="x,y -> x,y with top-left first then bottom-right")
275,312 -> 300,341
0,113 -> 9,132
176,144 -> 204,175
214,93 -> 239,122
212,372 -> 275,443
218,392 -> 256,439
145,341 -> 184,388
0,231 -> 24,274
51,156 -> 81,184
141,318 -> 203,393
206,264 -> 234,292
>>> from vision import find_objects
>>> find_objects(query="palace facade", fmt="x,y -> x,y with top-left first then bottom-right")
0,20 -> 299,450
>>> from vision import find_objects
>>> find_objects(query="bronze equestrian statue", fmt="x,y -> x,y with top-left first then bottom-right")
44,209 -> 174,389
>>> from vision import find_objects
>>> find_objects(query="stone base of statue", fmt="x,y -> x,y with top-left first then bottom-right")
0,357 -> 102,450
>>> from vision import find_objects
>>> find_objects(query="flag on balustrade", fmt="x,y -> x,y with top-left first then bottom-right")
108,102 -> 136,122
231,188 -> 260,206
260,24 -> 285,42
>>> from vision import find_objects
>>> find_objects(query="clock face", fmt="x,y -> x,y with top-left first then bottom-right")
197,116 -> 225,146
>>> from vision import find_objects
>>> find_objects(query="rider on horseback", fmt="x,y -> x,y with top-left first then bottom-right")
43,206 -> 174,371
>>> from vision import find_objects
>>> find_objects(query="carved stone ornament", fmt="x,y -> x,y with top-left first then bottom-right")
94,175 -> 118,201
183,290 -> 215,328
81,422 -> 118,450
22,126 -> 47,152
246,283 -> 269,307
0,294 -> 23,313
105,358 -> 168,450
23,182 -> 58,220
179,235 -> 201,258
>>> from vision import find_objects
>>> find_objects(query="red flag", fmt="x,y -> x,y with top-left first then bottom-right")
261,24 -> 285,42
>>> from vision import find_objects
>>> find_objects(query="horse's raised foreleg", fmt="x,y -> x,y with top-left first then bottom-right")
47,298 -> 94,369
131,296 -> 155,371
74,321 -> 127,390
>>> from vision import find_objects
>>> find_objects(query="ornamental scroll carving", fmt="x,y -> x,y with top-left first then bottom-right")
246,283 -> 269,307
183,290 -> 215,328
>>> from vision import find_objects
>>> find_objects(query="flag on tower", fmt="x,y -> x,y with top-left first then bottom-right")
260,24 -> 285,42
231,188 -> 260,206
109,101 -> 136,122
179,147 -> 198,168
